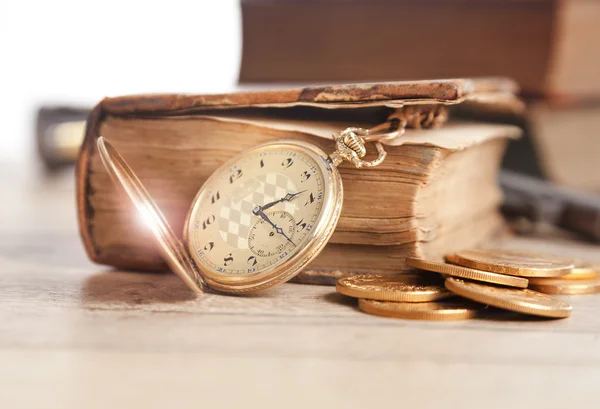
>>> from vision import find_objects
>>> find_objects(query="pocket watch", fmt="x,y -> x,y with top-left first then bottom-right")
97,121 -> 402,295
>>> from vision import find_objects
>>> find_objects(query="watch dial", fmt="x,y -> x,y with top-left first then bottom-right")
187,144 -> 329,277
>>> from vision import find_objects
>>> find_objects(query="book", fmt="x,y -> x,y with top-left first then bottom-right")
76,79 -> 522,284
527,100 -> 600,193
239,0 -> 600,98
475,97 -> 600,194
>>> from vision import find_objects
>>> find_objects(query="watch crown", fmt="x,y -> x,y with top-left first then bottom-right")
342,131 -> 367,158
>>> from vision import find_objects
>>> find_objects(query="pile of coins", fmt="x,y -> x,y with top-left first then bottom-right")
336,249 -> 600,321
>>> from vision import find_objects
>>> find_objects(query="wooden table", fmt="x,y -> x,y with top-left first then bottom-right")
2,165 -> 600,409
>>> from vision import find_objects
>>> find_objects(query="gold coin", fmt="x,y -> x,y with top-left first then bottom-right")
406,257 -> 529,288
561,260 -> 599,280
444,253 -> 460,264
358,299 -> 482,321
528,275 -> 600,295
336,272 -> 451,302
453,249 -> 573,278
445,277 -> 572,318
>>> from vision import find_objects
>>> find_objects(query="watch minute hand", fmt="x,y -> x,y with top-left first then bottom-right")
261,190 -> 306,211
253,207 -> 277,229
252,208 -> 296,247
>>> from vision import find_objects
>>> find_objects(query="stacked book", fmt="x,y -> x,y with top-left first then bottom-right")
240,0 -> 600,193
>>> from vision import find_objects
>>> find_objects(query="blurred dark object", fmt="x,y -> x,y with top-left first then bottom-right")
36,106 -> 88,169
501,170 -> 600,242
239,0 -> 600,98
502,132 -> 545,180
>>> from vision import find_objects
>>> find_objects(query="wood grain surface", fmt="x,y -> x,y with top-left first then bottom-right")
2,163 -> 600,409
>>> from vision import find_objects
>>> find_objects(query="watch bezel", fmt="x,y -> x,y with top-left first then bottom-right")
183,139 -> 343,294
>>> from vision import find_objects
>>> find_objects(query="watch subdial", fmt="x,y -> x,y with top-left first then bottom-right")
248,211 -> 296,257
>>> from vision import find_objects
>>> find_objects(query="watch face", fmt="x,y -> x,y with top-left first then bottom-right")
185,140 -> 342,291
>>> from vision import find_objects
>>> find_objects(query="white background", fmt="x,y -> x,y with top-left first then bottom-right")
0,0 -> 241,164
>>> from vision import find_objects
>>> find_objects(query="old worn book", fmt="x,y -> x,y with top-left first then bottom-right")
239,0 -> 600,98
76,79 -> 522,284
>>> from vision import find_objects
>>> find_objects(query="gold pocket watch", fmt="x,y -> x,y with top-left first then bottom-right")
97,120 -> 403,295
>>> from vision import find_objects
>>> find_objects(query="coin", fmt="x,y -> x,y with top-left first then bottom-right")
561,260 -> 599,280
453,249 -> 574,278
444,253 -> 460,264
445,277 -> 572,318
406,257 -> 528,288
528,275 -> 600,295
358,299 -> 482,321
336,272 -> 451,302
